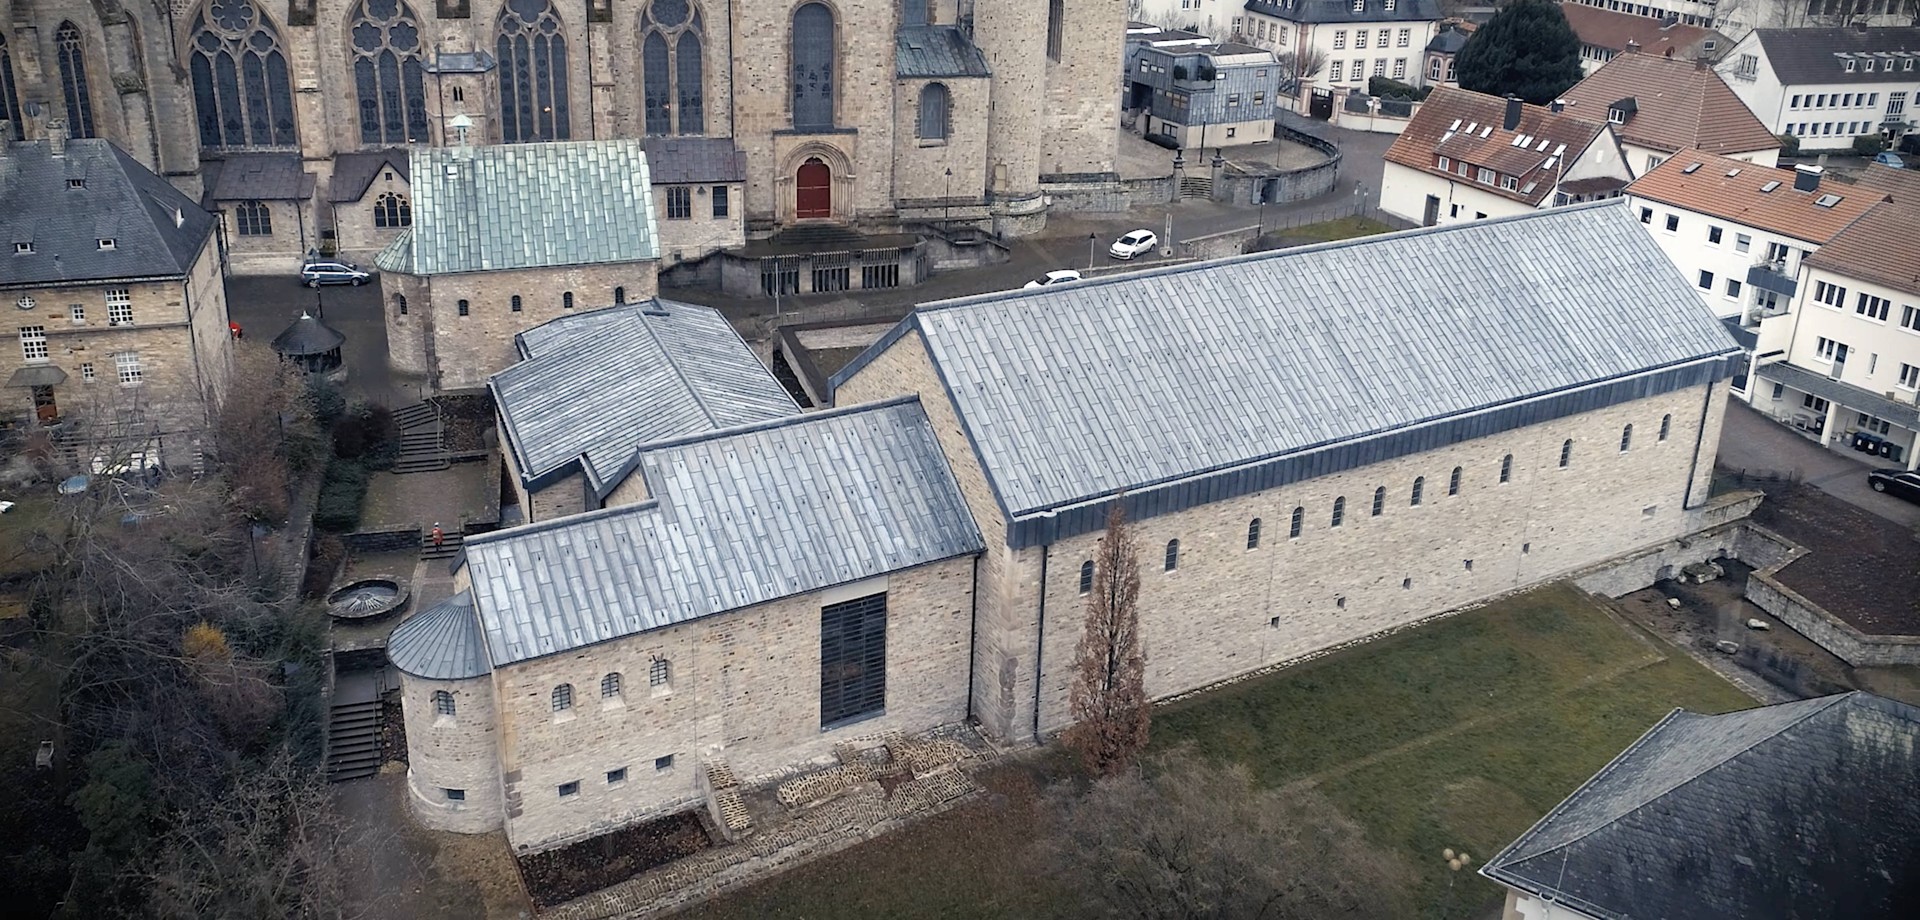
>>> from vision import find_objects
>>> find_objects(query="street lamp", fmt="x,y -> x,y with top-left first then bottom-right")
1088,232 -> 1097,270
944,168 -> 953,226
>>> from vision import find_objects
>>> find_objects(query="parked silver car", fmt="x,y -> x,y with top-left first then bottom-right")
301,260 -> 371,287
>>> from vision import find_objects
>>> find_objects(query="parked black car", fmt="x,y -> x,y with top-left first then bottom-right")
1867,468 -> 1920,504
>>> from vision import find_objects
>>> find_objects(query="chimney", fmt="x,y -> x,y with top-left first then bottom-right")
1793,164 -> 1823,192
1625,39 -> 1641,54
47,118 -> 68,157
1550,99 -> 1565,113
1694,55 -> 1710,71
1503,94 -> 1522,131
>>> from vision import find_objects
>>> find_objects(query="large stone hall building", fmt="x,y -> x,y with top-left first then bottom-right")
0,0 -> 1126,253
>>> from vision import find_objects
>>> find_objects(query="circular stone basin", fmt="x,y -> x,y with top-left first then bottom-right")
326,577 -> 410,620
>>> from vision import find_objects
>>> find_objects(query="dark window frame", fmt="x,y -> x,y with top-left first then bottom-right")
820,593 -> 887,729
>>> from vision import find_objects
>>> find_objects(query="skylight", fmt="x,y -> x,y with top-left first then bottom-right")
1725,168 -> 1741,177
1815,194 -> 1842,208
1760,180 -> 1781,193
1683,162 -> 1702,174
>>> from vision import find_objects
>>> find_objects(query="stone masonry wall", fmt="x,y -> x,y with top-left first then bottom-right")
970,0 -> 1045,201
1039,0 -> 1124,179
401,670 -> 507,834
655,182 -> 746,264
328,168 -> 412,261
491,555 -> 976,854
890,77 -> 991,206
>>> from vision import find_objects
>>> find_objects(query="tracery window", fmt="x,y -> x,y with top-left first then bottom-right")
498,0 -> 571,143
188,2 -> 296,148
0,33 -> 22,139
373,192 -> 411,228
640,0 -> 705,135
55,23 -> 97,138
350,0 -> 429,146
792,3 -> 835,130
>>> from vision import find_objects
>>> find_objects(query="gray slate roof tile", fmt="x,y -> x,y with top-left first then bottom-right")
327,149 -> 410,203
386,591 -> 490,680
203,153 -> 317,202
896,26 -> 992,78
641,137 -> 747,185
1752,27 -> 1920,86
1,138 -> 218,287
463,397 -> 983,666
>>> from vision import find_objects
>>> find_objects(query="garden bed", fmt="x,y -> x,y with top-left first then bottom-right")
520,810 -> 713,909
1751,485 -> 1920,635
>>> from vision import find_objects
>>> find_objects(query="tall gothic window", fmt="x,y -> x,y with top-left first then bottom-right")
791,3 -> 835,131
916,82 -> 949,140
350,0 -> 429,146
188,1 -> 297,148
55,23 -> 97,138
0,33 -> 22,138
498,0 -> 570,143
640,0 -> 705,136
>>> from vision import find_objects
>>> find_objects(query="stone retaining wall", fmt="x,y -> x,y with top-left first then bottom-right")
345,528 -> 419,554
1739,524 -> 1920,666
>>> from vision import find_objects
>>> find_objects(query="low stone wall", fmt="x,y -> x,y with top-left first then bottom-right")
345,527 -> 419,554
1181,226 -> 1261,262
1738,523 -> 1920,666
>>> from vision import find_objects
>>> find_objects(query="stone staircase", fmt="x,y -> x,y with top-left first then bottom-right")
772,224 -> 869,250
421,528 -> 464,562
391,401 -> 449,474
325,671 -> 383,782
1178,175 -> 1214,199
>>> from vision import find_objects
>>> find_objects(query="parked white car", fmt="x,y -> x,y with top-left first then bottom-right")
1108,229 -> 1159,260
1023,270 -> 1083,289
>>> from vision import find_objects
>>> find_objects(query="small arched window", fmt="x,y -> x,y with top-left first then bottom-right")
615,285 -> 627,304
1079,560 -> 1094,595
1411,476 -> 1425,506
1559,439 -> 1574,468
649,657 -> 671,687
551,683 -> 574,711
563,291 -> 575,309
1164,539 -> 1180,571
1619,425 -> 1633,453
373,192 -> 412,228
916,82 -> 950,140
1246,518 -> 1262,549
395,293 -> 408,315
511,295 -> 523,313
432,690 -> 455,716
457,299 -> 470,316
1659,414 -> 1672,441
1500,453 -> 1513,483
1289,506 -> 1304,538
1331,497 -> 1346,527
1371,486 -> 1386,517
1448,466 -> 1462,496
601,672 -> 622,698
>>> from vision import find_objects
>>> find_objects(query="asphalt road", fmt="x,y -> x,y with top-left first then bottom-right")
226,271 -> 412,405
1718,401 -> 1920,529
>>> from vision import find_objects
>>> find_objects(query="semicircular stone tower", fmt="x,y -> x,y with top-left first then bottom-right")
387,591 -> 502,834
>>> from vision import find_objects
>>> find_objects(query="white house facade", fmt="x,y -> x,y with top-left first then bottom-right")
1564,0 -> 1916,41
1718,27 -> 1920,152
1239,0 -> 1444,97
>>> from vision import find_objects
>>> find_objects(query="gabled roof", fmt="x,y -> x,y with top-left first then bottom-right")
1244,0 -> 1443,25
1625,150 -> 1878,244
896,25 -> 991,78
387,591 -> 490,680
202,153 -> 317,202
1384,86 -> 1611,206
640,137 -> 746,185
833,203 -> 1743,548
1750,27 -> 1920,86
1483,692 -> 1920,920
1559,5 -> 1724,59
491,299 -> 800,493
1851,162 -> 1920,203
1804,200 -> 1920,297
326,149 -> 410,203
1425,24 -> 1470,54
1560,53 -> 1779,156
374,140 -> 658,276
1,138 -> 218,287
462,397 -> 984,666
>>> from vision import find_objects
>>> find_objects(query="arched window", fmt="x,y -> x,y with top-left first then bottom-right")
1246,518 -> 1262,549
563,291 -> 574,309
55,23 -> 97,138
395,293 -> 408,315
551,683 -> 574,711
1289,506 -> 1304,538
1332,497 -> 1346,527
1448,466 -> 1462,496
600,672 -> 622,698
649,657 -> 671,687
187,2 -> 296,148
1411,476 -> 1425,506
1500,453 -> 1513,483
792,3 -> 836,130
1371,486 -> 1386,516
1619,424 -> 1633,452
510,294 -> 522,312
431,690 -> 455,716
614,285 -> 627,304
457,298 -> 470,316
1164,539 -> 1180,571
638,0 -> 706,136
235,200 -> 272,236
350,0 -> 429,146
902,0 -> 929,27
916,83 -> 950,140
1079,560 -> 1094,595
373,191 -> 411,228
1559,439 -> 1574,468
1659,414 -> 1672,442
0,34 -> 22,139
498,0 -> 570,143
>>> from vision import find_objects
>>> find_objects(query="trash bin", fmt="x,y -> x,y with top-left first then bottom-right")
1879,439 -> 1897,458
1853,432 -> 1873,451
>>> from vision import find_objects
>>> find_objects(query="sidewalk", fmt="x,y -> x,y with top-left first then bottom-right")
1718,401 -> 1920,529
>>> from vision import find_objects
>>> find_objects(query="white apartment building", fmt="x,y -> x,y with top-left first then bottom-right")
1240,0 -> 1444,98
1718,27 -> 1920,152
1564,0 -> 1916,41
1132,0 -> 1241,37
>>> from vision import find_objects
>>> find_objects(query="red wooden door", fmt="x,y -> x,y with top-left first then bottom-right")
796,159 -> 832,219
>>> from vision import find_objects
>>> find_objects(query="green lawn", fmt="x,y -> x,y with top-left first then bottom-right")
689,583 -> 1755,919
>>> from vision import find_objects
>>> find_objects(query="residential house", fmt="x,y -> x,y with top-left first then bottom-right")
1559,5 -> 1728,75
1423,23 -> 1470,87
1381,87 -> 1631,225
1560,51 -> 1782,176
0,132 -> 232,467
375,140 -> 661,392
1718,27 -> 1920,152
1133,0 -> 1240,37
1483,692 -> 1920,920
1563,0 -> 1914,40
1240,0 -> 1445,100
1125,31 -> 1284,148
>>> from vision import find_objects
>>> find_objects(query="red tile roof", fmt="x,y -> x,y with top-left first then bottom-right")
1558,52 -> 1780,157
1384,86 -> 1610,207
1804,201 -> 1920,297
1624,150 -> 1879,243
1559,4 -> 1724,59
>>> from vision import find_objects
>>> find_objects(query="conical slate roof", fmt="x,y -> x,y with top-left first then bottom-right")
387,591 -> 490,680
270,312 -> 345,357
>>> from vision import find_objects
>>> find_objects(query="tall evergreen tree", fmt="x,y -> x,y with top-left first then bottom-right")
1454,0 -> 1584,105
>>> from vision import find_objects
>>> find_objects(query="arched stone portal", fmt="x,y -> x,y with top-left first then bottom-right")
795,157 -> 831,219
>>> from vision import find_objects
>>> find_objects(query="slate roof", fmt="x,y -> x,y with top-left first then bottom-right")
202,153 -> 317,202
270,313 -> 346,356
1,138 -> 219,287
1244,0 -> 1443,24
1560,53 -> 1779,156
1751,27 -> 1920,86
462,397 -> 984,666
1804,200 -> 1920,298
491,299 -> 800,492
1560,4 -> 1725,60
896,25 -> 992,78
833,202 -> 1743,547
1425,24 -> 1470,54
1625,150 -> 1878,243
1482,692 -> 1920,920
387,591 -> 491,680
1385,86 -> 1613,206
374,140 -> 658,276
640,137 -> 746,185
327,150 -> 410,203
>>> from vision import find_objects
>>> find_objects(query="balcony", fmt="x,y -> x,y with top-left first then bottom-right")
1746,261 -> 1797,298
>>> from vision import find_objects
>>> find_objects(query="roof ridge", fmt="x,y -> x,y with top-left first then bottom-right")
631,302 -> 725,432
634,393 -> 923,456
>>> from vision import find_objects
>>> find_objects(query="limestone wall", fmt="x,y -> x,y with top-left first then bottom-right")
401,670 -> 507,834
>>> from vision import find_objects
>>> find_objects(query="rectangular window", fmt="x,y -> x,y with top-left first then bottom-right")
1814,280 -> 1848,308
1437,155 -> 1450,171
1899,363 -> 1919,389
1477,167 -> 1495,184
19,326 -> 47,362
69,304 -> 85,325
1735,233 -> 1751,253
1374,59 -> 1387,77
666,186 -> 693,220
1791,94 -> 1802,108
1429,57 -> 1442,80
558,781 -> 580,798
1902,305 -> 1920,332
606,768 -> 627,785
1329,61 -> 1343,82
1355,31 -> 1368,49
1698,270 -> 1714,290
1639,207 -> 1652,223
1398,28 -> 1411,48
1334,31 -> 1347,50
80,362 -> 94,382
820,593 -> 887,728
1500,175 -> 1518,191
446,788 -> 466,801
1726,278 -> 1742,299
1815,336 -> 1842,361
1803,393 -> 1830,412
1253,92 -> 1265,106
712,185 -> 730,218
114,351 -> 142,385
1664,214 -> 1679,232
1707,226 -> 1723,244
1856,293 -> 1891,322
1378,29 -> 1390,47
1392,58 -> 1406,80
655,754 -> 675,771
105,288 -> 132,326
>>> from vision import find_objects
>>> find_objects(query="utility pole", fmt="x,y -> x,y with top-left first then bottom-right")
1088,232 -> 1097,270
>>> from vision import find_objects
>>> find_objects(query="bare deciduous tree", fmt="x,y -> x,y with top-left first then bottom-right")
1039,752 -> 1414,919
1063,502 -> 1150,777
211,343 -> 324,525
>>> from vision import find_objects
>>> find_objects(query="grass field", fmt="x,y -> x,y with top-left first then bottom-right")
688,583 -> 1756,919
